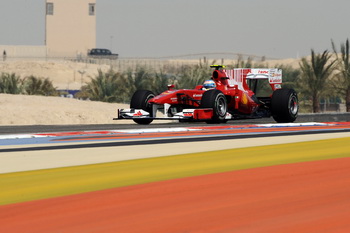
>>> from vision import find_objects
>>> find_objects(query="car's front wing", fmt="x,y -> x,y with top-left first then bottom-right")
115,108 -> 215,121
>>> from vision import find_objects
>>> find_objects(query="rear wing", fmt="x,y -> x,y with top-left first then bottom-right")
224,68 -> 282,90
245,69 -> 282,83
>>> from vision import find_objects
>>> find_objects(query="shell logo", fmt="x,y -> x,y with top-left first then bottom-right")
241,93 -> 248,105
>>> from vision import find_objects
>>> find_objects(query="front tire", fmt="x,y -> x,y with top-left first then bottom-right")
130,90 -> 155,125
271,88 -> 298,123
200,89 -> 227,123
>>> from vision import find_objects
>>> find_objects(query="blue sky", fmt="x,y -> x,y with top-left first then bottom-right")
0,0 -> 349,59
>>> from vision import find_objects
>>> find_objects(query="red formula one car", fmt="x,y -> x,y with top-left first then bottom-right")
116,65 -> 298,124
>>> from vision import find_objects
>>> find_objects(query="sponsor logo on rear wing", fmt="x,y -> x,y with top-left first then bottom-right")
246,69 -> 282,83
224,68 -> 282,89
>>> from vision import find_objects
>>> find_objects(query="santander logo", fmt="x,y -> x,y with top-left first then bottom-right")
258,70 -> 269,74
133,111 -> 143,116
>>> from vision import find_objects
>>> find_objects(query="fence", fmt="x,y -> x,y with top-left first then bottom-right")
0,47 -> 274,72
1,56 -> 231,73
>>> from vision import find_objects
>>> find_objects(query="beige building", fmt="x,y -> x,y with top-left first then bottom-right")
45,0 -> 96,58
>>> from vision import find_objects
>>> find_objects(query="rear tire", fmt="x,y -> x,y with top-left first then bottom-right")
130,90 -> 155,125
200,89 -> 227,123
271,88 -> 298,123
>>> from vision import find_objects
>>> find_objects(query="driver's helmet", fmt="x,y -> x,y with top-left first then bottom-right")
202,79 -> 216,90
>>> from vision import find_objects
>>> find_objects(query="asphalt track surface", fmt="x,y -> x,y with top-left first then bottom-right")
1,121 -> 350,232
0,118 -> 295,135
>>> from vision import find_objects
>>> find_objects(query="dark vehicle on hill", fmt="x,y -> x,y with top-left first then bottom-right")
116,65 -> 298,125
88,48 -> 118,59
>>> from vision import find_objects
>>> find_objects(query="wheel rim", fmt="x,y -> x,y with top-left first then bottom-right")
289,95 -> 298,115
144,94 -> 155,110
216,95 -> 227,117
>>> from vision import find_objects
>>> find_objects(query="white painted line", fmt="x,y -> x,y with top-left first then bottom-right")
256,122 -> 332,127
0,134 -> 53,140
0,128 -> 203,140
0,122 -> 338,140
115,127 -> 202,134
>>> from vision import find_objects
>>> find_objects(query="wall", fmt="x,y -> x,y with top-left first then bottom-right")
45,0 -> 96,58
0,46 -> 47,58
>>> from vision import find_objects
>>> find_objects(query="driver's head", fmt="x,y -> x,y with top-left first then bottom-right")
203,79 -> 216,90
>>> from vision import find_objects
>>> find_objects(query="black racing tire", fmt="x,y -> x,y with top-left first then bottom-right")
200,89 -> 227,123
271,88 -> 298,123
130,90 -> 155,125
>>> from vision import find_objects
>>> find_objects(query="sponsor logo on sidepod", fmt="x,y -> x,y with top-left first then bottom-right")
193,94 -> 202,97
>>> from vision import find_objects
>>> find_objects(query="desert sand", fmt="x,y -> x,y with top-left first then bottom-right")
0,60 -> 134,125
0,60 -> 111,90
0,94 -> 129,125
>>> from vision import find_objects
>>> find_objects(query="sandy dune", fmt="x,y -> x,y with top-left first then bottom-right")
0,94 -> 129,125
0,60 -> 110,90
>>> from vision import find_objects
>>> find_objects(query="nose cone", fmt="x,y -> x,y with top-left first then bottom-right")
150,90 -> 178,104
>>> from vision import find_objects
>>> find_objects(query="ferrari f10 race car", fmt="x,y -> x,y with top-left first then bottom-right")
116,65 -> 298,125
